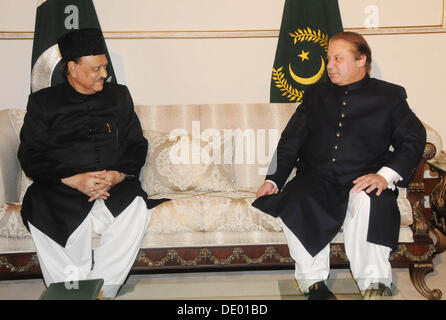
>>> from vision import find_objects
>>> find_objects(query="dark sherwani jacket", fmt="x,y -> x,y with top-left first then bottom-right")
18,81 -> 167,248
252,74 -> 426,257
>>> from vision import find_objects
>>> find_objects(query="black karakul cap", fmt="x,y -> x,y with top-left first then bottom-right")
57,28 -> 106,62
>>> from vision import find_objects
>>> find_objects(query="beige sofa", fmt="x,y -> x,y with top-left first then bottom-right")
0,103 -> 443,299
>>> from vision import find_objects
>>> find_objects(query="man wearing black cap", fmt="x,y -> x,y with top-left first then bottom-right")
18,28 -> 166,299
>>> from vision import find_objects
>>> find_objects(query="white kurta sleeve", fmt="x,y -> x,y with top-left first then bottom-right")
377,166 -> 403,190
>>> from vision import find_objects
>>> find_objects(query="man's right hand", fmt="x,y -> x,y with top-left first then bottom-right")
61,170 -> 112,202
256,181 -> 279,198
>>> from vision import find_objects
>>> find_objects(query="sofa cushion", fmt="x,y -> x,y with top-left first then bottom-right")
0,191 -> 414,252
147,191 -> 281,233
148,190 -> 413,233
142,129 -> 236,195
0,203 -> 31,239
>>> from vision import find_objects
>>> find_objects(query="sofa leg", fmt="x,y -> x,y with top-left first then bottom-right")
408,263 -> 442,300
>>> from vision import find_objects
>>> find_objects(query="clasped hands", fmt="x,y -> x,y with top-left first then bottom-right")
256,173 -> 388,198
61,170 -> 124,202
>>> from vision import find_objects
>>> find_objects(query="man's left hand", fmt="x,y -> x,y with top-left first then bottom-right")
95,170 -> 123,189
88,170 -> 125,202
352,174 -> 388,196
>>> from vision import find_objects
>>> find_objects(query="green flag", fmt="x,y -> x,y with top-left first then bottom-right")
270,0 -> 343,102
31,0 -> 117,93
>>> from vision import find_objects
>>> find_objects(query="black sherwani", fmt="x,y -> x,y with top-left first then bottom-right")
18,81 -> 167,248
252,74 -> 426,257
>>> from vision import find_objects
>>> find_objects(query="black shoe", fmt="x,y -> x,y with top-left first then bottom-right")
306,281 -> 337,300
362,283 -> 392,300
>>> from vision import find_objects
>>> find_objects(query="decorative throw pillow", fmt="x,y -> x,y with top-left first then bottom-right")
142,129 -> 236,195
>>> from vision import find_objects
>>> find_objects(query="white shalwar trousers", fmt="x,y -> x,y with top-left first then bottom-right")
29,196 -> 152,298
281,190 -> 393,294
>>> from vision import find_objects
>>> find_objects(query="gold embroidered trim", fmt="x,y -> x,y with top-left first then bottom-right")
390,244 -> 436,261
136,246 -> 294,267
289,28 -> 329,50
272,67 -> 304,102
0,255 -> 39,273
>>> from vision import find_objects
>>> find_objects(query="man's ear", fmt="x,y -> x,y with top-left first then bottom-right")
357,54 -> 367,68
67,61 -> 77,77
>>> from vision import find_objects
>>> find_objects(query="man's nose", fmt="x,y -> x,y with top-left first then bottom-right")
100,67 -> 108,79
326,59 -> 334,70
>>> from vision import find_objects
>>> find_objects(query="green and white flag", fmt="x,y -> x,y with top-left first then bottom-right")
270,0 -> 343,102
31,0 -> 116,93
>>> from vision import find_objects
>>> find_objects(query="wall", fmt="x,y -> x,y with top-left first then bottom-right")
0,0 -> 445,144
